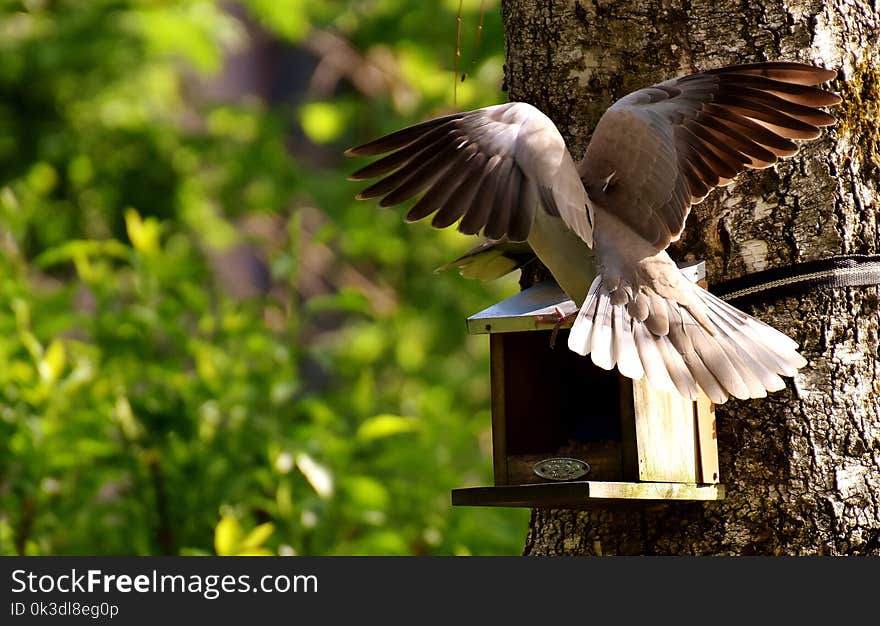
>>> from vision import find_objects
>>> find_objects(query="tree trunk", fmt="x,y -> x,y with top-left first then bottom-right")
503,0 -> 880,556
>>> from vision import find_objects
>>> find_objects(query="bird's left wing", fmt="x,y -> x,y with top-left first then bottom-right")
346,102 -> 592,245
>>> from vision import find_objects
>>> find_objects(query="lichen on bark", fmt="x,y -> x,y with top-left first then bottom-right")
503,0 -> 880,556
836,45 -> 880,180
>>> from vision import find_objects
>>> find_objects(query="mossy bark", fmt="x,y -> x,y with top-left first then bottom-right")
503,0 -> 880,556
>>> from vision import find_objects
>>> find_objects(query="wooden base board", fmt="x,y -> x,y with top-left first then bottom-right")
451,481 -> 725,508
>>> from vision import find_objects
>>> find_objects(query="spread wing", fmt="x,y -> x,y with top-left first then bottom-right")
346,102 -> 592,245
579,62 -> 841,250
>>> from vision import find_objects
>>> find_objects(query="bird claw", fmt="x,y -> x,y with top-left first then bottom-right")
549,306 -> 578,349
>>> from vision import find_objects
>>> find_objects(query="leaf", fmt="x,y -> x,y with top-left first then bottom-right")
27,162 -> 58,195
276,481 -> 294,518
34,239 -> 130,268
38,339 -> 66,384
247,0 -> 308,42
124,208 -> 161,254
344,476 -> 390,511
214,515 -> 243,556
295,452 -> 334,499
240,522 -> 274,550
300,102 -> 346,144
235,548 -> 274,557
357,415 -> 419,441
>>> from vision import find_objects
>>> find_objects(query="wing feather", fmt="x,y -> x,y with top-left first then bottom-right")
347,102 -> 590,245
579,62 -> 840,249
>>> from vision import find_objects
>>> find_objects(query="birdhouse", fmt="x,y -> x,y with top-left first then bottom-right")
452,261 -> 725,508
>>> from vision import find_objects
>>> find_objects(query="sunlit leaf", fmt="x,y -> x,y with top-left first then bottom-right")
215,516 -> 243,556
295,452 -> 334,499
300,102 -> 346,144
38,339 -> 66,384
246,0 -> 309,42
124,208 -> 161,254
357,414 -> 419,441
241,522 -> 274,550
236,548 -> 274,557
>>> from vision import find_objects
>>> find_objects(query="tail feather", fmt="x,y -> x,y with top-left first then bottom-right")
567,275 -> 603,354
567,272 -> 807,404
657,334 -> 700,400
702,290 -> 801,354
646,294 -> 670,335
612,306 -> 644,379
698,289 -> 805,375
590,294 -> 614,369
633,319 -> 677,392
698,299 -> 785,393
709,329 -> 771,397
685,309 -> 752,400
682,352 -> 729,404
667,305 -> 731,403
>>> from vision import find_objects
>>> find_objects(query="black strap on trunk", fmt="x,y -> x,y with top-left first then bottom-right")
709,254 -> 880,304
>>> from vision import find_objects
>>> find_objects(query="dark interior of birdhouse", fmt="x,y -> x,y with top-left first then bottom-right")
490,329 -> 639,486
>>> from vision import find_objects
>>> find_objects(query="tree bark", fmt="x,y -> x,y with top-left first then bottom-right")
503,0 -> 880,556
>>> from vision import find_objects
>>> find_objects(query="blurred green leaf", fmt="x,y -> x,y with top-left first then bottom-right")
295,452 -> 334,499
38,339 -> 66,384
245,0 -> 309,42
357,414 -> 419,441
214,516 -> 243,556
124,208 -> 161,254
241,522 -> 275,550
300,102 -> 347,144
344,475 -> 390,511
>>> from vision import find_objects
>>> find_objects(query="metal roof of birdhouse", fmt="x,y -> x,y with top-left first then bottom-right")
467,260 -> 706,335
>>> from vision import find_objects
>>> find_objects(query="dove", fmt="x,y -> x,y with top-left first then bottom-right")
346,62 -> 841,404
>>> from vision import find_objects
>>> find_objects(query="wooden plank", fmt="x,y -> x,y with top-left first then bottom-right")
693,277 -> 720,484
618,377 -> 639,481
631,378 -> 699,483
695,391 -> 720,484
489,333 -> 508,485
586,481 -> 724,501
452,482 -> 592,508
451,480 -> 725,508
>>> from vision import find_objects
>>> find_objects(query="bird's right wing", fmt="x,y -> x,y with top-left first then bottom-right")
346,102 -> 592,245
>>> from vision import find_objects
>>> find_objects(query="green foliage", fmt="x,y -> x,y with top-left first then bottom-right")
0,0 -> 528,555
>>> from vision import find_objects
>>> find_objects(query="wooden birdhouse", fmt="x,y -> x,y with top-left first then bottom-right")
452,261 -> 725,508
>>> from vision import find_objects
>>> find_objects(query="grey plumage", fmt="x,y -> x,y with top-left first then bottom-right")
346,61 -> 841,404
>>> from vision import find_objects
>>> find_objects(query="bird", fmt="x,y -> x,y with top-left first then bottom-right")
345,61 -> 841,405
